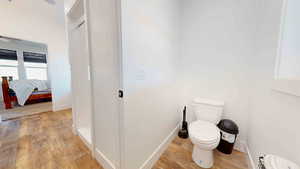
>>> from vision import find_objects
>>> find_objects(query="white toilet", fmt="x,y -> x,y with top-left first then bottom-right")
262,155 -> 300,169
189,98 -> 225,168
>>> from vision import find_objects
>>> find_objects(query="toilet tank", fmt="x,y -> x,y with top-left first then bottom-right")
193,98 -> 225,124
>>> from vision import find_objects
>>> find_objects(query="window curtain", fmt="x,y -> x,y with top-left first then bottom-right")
0,49 -> 17,60
23,52 -> 47,63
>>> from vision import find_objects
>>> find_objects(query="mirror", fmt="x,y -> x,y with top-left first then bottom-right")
273,0 -> 300,96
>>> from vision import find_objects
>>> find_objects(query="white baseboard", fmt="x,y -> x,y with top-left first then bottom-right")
234,140 -> 256,169
72,124 -> 77,135
139,124 -> 180,169
245,143 -> 256,169
77,130 -> 92,151
73,127 -> 93,151
53,103 -> 71,112
94,148 -> 116,169
234,139 -> 247,153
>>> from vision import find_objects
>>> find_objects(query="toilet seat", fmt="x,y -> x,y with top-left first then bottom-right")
189,98 -> 224,168
189,120 -> 220,145
264,155 -> 300,169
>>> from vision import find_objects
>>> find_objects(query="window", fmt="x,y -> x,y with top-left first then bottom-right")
23,52 -> 48,80
273,0 -> 300,97
276,0 -> 300,79
24,62 -> 47,80
0,49 -> 48,81
0,49 -> 19,80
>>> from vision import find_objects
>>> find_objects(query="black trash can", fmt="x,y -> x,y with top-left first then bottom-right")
217,119 -> 239,154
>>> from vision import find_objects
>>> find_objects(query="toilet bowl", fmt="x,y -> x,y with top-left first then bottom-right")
189,120 -> 221,168
189,98 -> 224,168
262,155 -> 300,169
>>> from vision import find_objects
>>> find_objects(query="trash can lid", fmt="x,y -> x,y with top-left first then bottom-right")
264,155 -> 300,169
217,119 -> 239,134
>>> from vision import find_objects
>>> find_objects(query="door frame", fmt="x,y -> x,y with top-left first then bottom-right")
84,0 -> 124,168
68,0 -> 124,168
116,0 -> 125,168
66,0 -> 95,155
81,0 -> 96,156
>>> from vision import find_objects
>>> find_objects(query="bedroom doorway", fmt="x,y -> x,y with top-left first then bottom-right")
0,36 -> 52,121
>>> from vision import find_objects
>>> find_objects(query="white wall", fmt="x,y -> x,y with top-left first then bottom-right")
66,0 -> 300,168
121,0 -> 182,168
180,0 -> 257,147
0,0 -> 72,111
180,0 -> 300,166
180,1 -> 300,165
248,0 -> 300,165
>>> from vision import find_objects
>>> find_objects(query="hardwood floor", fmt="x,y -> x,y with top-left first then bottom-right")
0,109 -> 248,169
0,109 -> 102,169
0,102 -> 53,121
152,137 -> 249,169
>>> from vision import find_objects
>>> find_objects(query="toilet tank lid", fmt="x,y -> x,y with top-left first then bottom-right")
264,155 -> 300,169
193,98 -> 225,107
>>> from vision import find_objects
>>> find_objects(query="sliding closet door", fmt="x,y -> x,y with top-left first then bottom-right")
69,20 -> 93,145
85,0 -> 122,168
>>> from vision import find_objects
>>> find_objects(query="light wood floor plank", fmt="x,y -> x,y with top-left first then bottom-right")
0,109 -> 102,169
152,137 -> 249,169
0,109 -> 248,169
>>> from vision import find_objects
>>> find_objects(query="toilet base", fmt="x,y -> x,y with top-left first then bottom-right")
192,146 -> 214,168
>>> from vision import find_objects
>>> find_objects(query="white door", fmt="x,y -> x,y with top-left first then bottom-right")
86,0 -> 123,167
69,20 -> 93,145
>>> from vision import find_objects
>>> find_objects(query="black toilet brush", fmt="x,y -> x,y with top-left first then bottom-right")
178,106 -> 189,139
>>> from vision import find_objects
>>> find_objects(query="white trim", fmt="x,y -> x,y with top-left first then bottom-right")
72,124 -> 77,135
82,0 -> 96,158
94,148 -> 117,169
272,88 -> 300,98
234,139 -> 247,153
274,0 -> 288,79
273,0 -> 298,95
69,15 -> 86,31
232,140 -> 256,169
139,124 -> 180,169
76,128 -> 92,150
66,0 -> 82,17
116,0 -> 124,167
272,79 -> 300,97
245,144 -> 256,169
52,103 -> 71,112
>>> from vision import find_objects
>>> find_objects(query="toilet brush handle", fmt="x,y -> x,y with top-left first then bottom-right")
183,106 -> 187,122
182,106 -> 188,130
